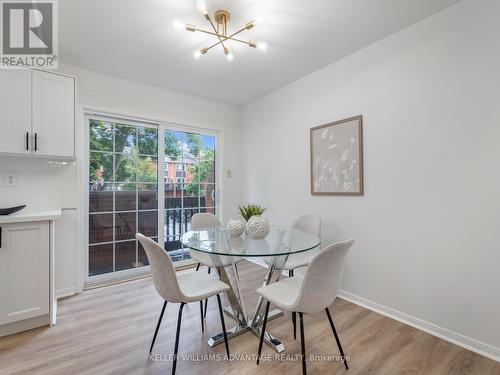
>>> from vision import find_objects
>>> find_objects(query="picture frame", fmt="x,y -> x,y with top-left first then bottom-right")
310,115 -> 364,195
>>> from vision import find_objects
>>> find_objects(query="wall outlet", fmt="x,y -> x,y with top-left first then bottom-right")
226,169 -> 232,178
4,174 -> 17,187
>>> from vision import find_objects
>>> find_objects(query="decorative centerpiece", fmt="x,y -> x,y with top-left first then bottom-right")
226,218 -> 246,237
239,204 -> 270,240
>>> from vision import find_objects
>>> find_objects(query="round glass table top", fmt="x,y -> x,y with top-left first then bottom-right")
180,226 -> 320,257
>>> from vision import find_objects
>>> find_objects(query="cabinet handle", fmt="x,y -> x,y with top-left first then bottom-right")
34,133 -> 38,151
0,227 -> 2,249
26,132 -> 29,151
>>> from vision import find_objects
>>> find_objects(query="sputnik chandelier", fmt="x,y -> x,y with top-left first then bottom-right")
173,0 -> 267,61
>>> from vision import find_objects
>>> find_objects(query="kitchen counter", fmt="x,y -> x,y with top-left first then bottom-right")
0,209 -> 62,224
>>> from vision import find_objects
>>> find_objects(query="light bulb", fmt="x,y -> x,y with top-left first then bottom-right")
193,50 -> 203,60
256,42 -> 268,52
173,19 -> 186,30
226,51 -> 234,62
196,0 -> 208,16
256,15 -> 266,24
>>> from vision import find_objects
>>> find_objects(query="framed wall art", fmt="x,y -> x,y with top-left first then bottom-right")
310,115 -> 364,195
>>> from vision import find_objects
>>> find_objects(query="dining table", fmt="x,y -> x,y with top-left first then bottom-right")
180,226 -> 320,353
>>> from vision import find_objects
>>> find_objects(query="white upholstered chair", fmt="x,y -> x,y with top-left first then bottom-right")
136,234 -> 230,375
256,240 -> 354,375
264,214 -> 321,277
285,215 -> 321,275
190,213 -> 223,272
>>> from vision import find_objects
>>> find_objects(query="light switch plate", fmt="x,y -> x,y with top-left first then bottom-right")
4,174 -> 17,187
226,169 -> 232,178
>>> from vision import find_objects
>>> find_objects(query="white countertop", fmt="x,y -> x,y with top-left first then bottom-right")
0,209 -> 62,224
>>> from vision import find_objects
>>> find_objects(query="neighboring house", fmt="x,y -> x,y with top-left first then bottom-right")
164,150 -> 196,198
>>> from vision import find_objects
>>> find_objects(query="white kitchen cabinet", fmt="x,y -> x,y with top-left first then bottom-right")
0,222 -> 49,325
0,210 -> 60,336
0,69 -> 75,158
55,209 -> 78,298
0,69 -> 32,154
32,70 -> 75,157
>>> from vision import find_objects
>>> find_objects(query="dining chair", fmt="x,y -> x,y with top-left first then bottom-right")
136,234 -> 231,375
263,214 -> 321,277
285,215 -> 321,276
256,240 -> 354,375
190,213 -> 222,274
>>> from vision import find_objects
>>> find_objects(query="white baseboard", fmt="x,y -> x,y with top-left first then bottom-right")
56,287 -> 77,299
338,290 -> 500,363
248,259 -> 500,363
0,314 -> 50,337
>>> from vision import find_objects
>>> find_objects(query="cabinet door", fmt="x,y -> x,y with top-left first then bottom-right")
55,209 -> 77,298
0,69 -> 31,154
0,222 -> 50,324
32,70 -> 75,157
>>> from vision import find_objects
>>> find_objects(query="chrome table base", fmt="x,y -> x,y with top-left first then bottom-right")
208,308 -> 285,352
207,258 -> 288,353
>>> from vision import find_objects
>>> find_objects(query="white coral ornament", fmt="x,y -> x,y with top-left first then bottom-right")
227,219 -> 246,237
246,215 -> 270,239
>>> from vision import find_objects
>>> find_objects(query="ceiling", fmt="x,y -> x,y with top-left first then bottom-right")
59,0 -> 460,106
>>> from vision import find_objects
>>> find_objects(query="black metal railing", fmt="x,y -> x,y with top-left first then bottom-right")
164,197 -> 207,253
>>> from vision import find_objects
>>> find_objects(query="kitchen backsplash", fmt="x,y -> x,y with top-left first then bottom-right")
0,157 -> 79,211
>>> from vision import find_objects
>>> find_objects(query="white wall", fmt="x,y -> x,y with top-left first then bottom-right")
241,0 -> 500,358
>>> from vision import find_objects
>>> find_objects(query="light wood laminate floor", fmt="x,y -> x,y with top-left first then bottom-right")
0,261 -> 499,375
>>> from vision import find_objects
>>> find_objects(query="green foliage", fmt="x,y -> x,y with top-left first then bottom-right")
165,132 -> 181,160
187,133 -> 203,157
89,120 -> 113,151
137,156 -> 158,182
89,120 -> 158,184
138,127 -> 158,155
239,204 -> 266,221
184,132 -> 215,196
185,151 -> 215,195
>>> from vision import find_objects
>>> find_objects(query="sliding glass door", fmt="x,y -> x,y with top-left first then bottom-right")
87,115 -> 217,280
164,130 -> 216,261
88,118 -> 159,277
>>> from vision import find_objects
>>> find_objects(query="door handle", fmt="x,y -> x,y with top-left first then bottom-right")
34,133 -> 38,151
26,132 -> 29,151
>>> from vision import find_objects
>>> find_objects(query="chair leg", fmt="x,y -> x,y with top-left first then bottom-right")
204,298 -> 208,318
172,303 -> 185,375
150,300 -> 167,353
299,312 -> 307,375
257,301 -> 271,365
195,263 -> 201,271
325,307 -> 349,370
292,312 -> 297,340
216,294 -> 230,357
289,269 -> 294,277
199,300 -> 204,333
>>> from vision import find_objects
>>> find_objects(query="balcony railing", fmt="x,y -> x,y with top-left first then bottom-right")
165,197 -> 206,256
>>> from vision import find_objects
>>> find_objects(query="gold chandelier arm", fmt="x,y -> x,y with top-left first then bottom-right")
207,16 -> 228,52
192,28 -> 253,46
226,24 -> 253,41
204,38 -> 255,54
